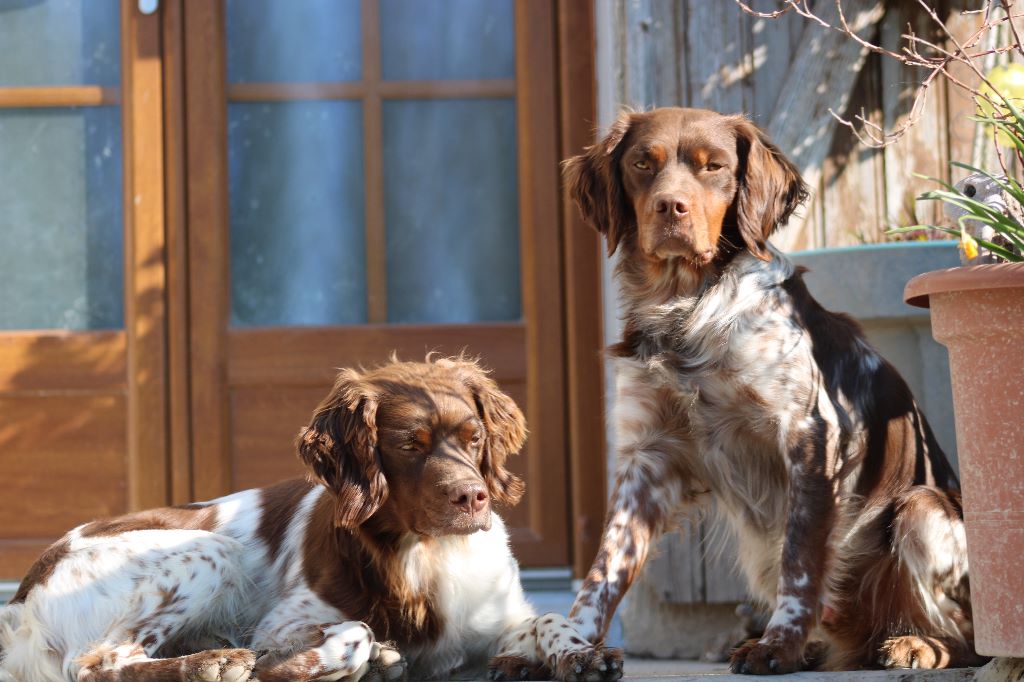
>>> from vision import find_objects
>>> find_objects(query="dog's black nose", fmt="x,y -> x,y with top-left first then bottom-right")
654,195 -> 689,217
447,481 -> 488,514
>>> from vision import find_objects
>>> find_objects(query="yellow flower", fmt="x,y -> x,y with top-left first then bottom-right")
959,230 -> 979,260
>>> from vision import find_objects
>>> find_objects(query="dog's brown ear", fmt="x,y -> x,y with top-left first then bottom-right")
731,117 -> 808,260
563,111 -> 636,256
443,360 -> 527,507
297,369 -> 387,527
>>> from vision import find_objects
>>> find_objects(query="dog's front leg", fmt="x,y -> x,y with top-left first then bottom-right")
489,614 -> 622,682
568,362 -> 701,644
730,424 -> 837,675
568,468 -> 663,644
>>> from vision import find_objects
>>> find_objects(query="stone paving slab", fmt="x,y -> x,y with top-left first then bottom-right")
620,659 -> 980,682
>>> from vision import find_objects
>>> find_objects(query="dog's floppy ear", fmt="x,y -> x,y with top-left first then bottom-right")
563,111 -> 636,256
297,369 -> 387,527
731,116 -> 808,260
445,360 -> 527,507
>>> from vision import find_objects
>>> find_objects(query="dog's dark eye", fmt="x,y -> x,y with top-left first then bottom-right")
470,434 -> 482,446
633,160 -> 650,171
704,162 -> 724,172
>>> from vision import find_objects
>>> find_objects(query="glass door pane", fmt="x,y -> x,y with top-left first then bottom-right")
228,101 -> 367,326
226,0 -> 366,327
382,99 -> 519,323
0,0 -> 124,331
224,0 -> 520,328
379,0 -> 515,80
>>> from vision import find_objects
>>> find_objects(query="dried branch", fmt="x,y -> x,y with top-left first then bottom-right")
734,0 -> 1023,149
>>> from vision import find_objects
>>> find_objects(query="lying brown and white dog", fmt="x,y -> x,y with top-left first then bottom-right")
0,359 -> 621,682
559,108 -> 979,673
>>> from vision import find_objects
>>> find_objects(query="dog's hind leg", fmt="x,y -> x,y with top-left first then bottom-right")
77,645 -> 255,682
4,530 -> 250,682
879,487 -> 981,669
822,487 -> 982,670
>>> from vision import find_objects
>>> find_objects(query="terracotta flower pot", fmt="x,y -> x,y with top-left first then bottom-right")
905,262 -> 1024,658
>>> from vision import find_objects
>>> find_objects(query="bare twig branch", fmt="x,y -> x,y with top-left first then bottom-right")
734,0 -> 1023,148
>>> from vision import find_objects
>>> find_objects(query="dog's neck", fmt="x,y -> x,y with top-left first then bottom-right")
610,241 -> 794,361
298,495 -> 445,646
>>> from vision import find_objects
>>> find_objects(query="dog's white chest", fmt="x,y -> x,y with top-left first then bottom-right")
403,515 -> 533,678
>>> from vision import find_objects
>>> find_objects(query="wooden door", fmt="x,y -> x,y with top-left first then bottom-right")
176,1 -> 571,566
0,1 -> 169,577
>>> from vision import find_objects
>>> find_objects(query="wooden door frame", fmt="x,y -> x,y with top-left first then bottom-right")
167,0 -> 603,574
122,0 -> 172,511
0,1 -> 171,577
555,0 -> 605,580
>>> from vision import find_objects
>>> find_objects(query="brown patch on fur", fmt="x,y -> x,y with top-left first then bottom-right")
781,271 -> 959,500
730,116 -> 807,260
79,503 -> 218,538
822,488 -> 980,670
302,481 -> 443,647
257,478 -> 315,562
297,368 -> 388,529
10,539 -> 71,604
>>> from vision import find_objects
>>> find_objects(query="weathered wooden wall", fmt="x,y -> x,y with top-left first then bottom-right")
596,0 -> 979,252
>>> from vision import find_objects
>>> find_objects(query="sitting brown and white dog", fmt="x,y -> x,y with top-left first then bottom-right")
559,108 -> 979,673
0,358 -> 621,682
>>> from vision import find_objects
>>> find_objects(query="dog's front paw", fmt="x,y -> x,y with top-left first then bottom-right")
549,647 -> 623,682
361,642 -> 407,682
729,638 -> 804,675
185,648 -> 257,682
487,654 -> 549,681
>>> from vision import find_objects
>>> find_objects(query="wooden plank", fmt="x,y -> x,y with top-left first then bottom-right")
121,0 -> 169,511
230,386 -> 329,491
227,80 -> 517,102
227,324 -> 527,386
0,395 -> 127,539
184,0 -> 233,502
880,4 -> 950,233
943,10 -> 984,177
558,0 -> 607,580
822,51 -> 886,248
645,521 -> 703,603
682,1 -> 750,112
659,0 -> 752,603
768,0 -> 886,251
362,0 -> 387,324
748,2 -> 805,121
516,0 -> 570,566
163,0 -> 194,506
623,0 -> 684,108
0,331 -> 125,393
0,86 -> 120,108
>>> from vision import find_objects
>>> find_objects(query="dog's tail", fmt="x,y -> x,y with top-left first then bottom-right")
0,601 -> 13,649
0,602 -> 21,681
